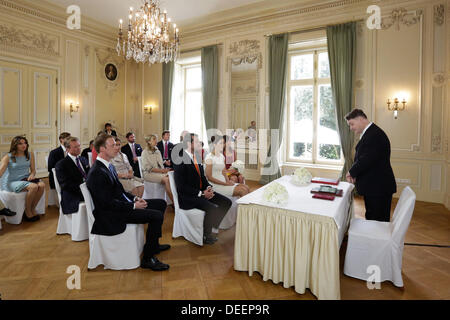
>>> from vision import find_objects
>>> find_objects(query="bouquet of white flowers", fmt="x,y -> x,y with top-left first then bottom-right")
262,182 -> 289,205
231,160 -> 245,172
291,167 -> 312,186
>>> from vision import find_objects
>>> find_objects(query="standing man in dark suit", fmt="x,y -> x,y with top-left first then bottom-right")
87,133 -> 170,271
104,123 -> 117,137
345,109 -> 397,222
48,132 -> 71,190
157,131 -> 174,168
173,133 -> 232,244
121,132 -> 143,178
55,137 -> 89,214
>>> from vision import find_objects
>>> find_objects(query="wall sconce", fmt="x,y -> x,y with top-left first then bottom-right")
387,97 -> 406,119
69,101 -> 79,118
144,105 -> 152,118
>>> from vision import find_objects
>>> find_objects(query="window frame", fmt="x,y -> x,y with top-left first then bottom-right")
285,46 -> 344,166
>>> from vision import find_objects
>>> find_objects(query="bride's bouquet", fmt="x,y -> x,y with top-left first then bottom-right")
231,160 -> 245,173
291,167 -> 312,186
262,182 -> 289,205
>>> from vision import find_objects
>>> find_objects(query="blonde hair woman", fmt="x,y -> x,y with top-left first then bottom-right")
141,134 -> 173,203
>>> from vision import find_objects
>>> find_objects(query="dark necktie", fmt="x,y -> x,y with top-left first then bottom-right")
108,163 -> 133,203
164,142 -> 168,159
75,157 -> 87,180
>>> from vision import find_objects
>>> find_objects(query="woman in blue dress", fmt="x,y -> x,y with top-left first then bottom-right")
0,136 -> 45,222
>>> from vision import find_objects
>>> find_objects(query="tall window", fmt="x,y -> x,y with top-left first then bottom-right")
285,46 -> 342,164
170,56 -> 207,144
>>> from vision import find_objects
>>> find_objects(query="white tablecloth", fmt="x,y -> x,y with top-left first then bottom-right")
234,175 -> 354,300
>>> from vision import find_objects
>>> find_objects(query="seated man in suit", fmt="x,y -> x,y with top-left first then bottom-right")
48,132 -> 71,191
156,130 -> 174,168
55,137 -> 89,214
104,123 -> 117,137
87,133 -> 170,271
173,132 -> 232,244
121,132 -> 143,178
81,140 -> 94,164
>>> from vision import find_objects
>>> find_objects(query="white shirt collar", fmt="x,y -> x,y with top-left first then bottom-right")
96,156 -> 111,168
60,144 -> 66,153
67,153 -> 78,164
128,142 -> 135,148
360,122 -> 373,139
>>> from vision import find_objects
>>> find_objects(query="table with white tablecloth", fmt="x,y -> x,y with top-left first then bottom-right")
233,175 -> 354,300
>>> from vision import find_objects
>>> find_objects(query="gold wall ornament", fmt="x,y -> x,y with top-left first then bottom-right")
229,40 -> 260,56
431,135 -> 442,153
381,8 -> 422,30
434,4 -> 444,25
433,73 -> 446,86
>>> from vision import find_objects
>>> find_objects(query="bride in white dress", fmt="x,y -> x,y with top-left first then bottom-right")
205,136 -> 250,198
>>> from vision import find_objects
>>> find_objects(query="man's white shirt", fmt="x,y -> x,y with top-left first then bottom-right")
360,122 -> 373,140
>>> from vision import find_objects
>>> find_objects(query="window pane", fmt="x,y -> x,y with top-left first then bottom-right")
318,52 -> 330,78
185,91 -> 202,134
186,67 -> 202,89
291,54 -> 313,80
290,86 -> 313,160
317,84 -> 341,160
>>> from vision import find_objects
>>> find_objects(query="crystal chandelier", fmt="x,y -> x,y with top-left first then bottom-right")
116,0 -> 180,64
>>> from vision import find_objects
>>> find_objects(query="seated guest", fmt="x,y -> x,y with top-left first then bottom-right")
223,135 -> 245,184
91,131 -> 105,163
141,135 -> 173,203
121,132 -> 143,178
0,199 -> 16,217
87,133 -> 170,271
111,137 -> 145,198
205,135 -> 250,198
173,133 -> 232,244
0,136 -> 45,222
48,132 -> 71,190
156,130 -> 174,168
55,137 -> 89,214
104,123 -> 117,137
81,140 -> 94,163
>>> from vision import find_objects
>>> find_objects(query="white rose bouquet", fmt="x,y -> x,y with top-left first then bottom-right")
291,167 -> 312,186
262,182 -> 289,205
231,160 -> 245,173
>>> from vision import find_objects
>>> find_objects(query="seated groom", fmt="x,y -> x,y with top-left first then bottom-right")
87,133 -> 170,271
121,132 -> 143,178
55,137 -> 89,214
173,133 -> 232,244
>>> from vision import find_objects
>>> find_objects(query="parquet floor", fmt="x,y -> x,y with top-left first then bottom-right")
0,179 -> 449,300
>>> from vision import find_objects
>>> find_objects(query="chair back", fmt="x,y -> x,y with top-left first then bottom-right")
87,152 -> 93,167
80,183 -> 95,230
45,155 -> 49,168
137,156 -> 144,178
51,168 -> 62,203
168,171 -> 180,211
391,186 -> 416,245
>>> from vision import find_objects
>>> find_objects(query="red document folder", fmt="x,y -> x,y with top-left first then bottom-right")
312,193 -> 335,201
311,177 -> 340,185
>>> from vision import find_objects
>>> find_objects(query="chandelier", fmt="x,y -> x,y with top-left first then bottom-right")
116,0 -> 180,64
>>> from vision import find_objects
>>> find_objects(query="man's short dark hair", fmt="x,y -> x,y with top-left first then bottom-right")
105,123 -> 112,129
183,133 -> 198,149
59,132 -> 71,141
345,108 -> 367,120
126,132 -> 134,138
94,133 -> 113,153
115,137 -> 121,143
162,130 -> 170,137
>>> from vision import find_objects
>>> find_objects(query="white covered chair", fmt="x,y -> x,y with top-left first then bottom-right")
52,168 -> 89,241
88,152 -> 93,167
0,189 -> 45,225
168,171 -> 205,246
219,195 -> 239,229
137,156 -> 170,204
80,183 -> 145,270
344,186 -> 416,287
45,155 -> 59,207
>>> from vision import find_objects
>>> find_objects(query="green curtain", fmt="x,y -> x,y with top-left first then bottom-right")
259,34 -> 288,184
327,22 -> 356,181
201,45 -> 219,134
162,61 -> 174,131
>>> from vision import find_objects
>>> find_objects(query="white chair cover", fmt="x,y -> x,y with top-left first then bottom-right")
0,190 -> 45,225
137,156 -> 170,203
80,183 -> 145,270
219,195 -> 238,229
343,186 -> 416,287
45,155 -> 59,207
168,171 -> 205,246
88,152 -> 93,167
52,168 -> 89,241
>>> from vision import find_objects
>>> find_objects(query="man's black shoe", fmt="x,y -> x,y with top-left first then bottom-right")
203,234 -> 218,245
0,208 -> 16,216
140,256 -> 169,271
156,244 -> 171,253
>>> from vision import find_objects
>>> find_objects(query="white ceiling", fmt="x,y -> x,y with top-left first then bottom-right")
45,0 -> 268,28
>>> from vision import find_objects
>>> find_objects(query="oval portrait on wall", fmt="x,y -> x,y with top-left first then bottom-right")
105,63 -> 118,81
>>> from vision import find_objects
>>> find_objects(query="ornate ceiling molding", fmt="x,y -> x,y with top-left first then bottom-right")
381,8 -> 423,31
0,22 -> 59,57
229,40 -> 262,69
434,4 -> 444,26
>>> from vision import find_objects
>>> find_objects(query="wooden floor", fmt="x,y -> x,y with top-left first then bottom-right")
0,180 -> 449,300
